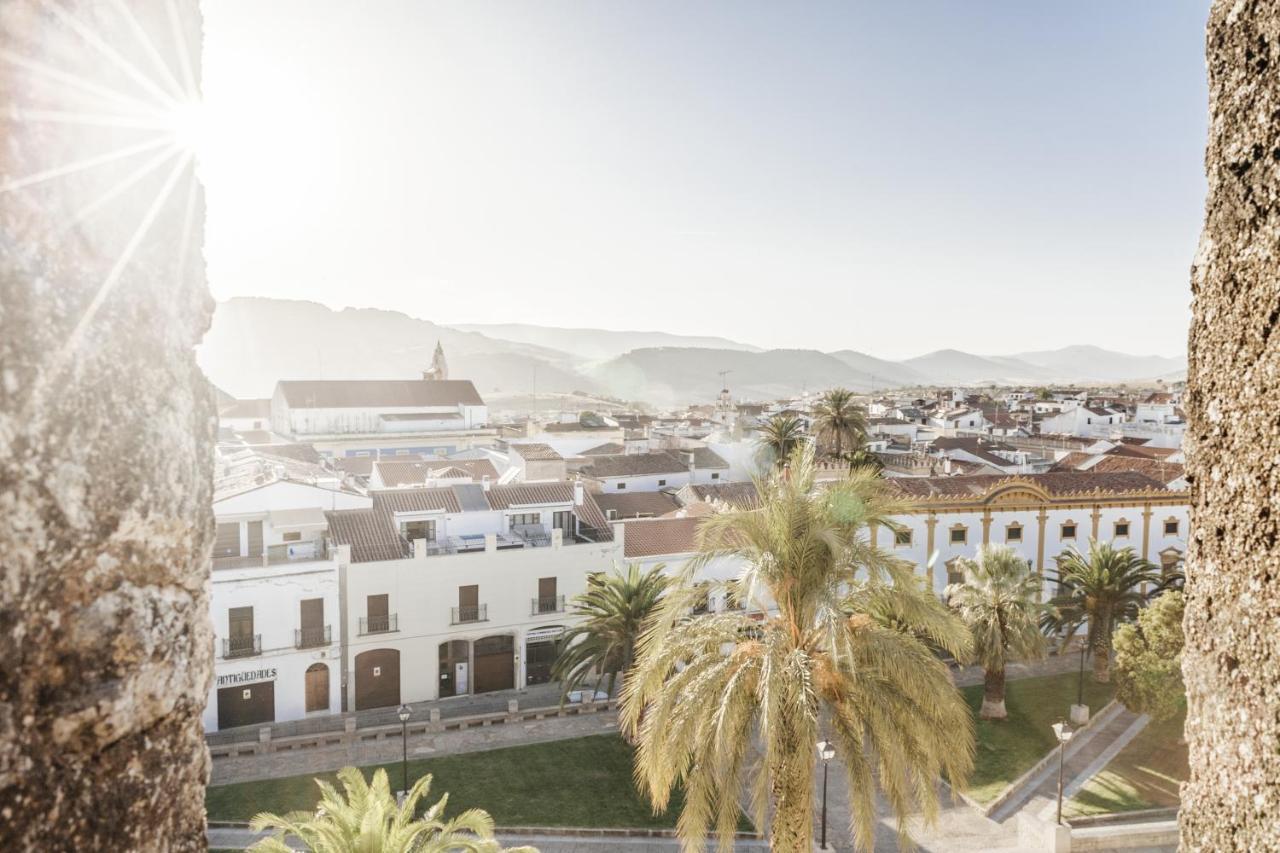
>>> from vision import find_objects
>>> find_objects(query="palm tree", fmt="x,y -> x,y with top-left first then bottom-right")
946,545 -> 1050,720
813,387 -> 868,460
1045,540 -> 1160,683
551,563 -> 668,701
248,766 -> 533,853
621,445 -> 974,852
841,447 -> 883,474
755,412 -> 806,468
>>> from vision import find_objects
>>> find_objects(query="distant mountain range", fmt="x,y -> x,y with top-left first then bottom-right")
198,298 -> 1186,405
449,322 -> 762,361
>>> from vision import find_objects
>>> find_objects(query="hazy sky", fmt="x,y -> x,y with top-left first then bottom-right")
200,1 -> 1208,359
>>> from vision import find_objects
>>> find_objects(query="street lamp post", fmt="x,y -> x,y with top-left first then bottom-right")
1077,637 -> 1086,706
1051,720 -> 1074,825
816,739 -> 836,849
397,704 -> 411,803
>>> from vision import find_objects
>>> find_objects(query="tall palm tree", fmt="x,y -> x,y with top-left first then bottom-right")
551,563 -> 668,700
621,445 -> 974,852
1045,540 -> 1159,683
813,387 -> 868,460
248,767 -> 533,853
755,412 -> 806,468
946,545 -> 1049,720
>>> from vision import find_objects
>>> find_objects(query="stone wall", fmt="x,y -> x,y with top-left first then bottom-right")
0,1 -> 212,849
1183,1 -> 1280,850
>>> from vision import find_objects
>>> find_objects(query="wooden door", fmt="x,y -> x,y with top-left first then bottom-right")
472,635 -> 513,694
216,680 -> 275,730
354,648 -> 401,710
304,663 -> 329,712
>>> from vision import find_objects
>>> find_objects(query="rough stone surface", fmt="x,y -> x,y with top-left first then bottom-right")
0,1 -> 212,849
1183,2 -> 1280,850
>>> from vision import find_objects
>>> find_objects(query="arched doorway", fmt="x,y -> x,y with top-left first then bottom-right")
354,648 -> 400,710
473,635 -> 514,694
438,640 -> 470,698
305,663 -> 329,712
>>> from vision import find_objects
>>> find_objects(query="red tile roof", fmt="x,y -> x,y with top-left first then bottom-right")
622,517 -> 703,558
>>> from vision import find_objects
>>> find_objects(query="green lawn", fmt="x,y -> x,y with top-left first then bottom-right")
207,733 -> 747,831
1065,708 -> 1187,817
961,671 -> 1115,804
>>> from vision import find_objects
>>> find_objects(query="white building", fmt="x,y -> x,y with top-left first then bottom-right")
206,465 -> 371,732
325,481 -> 618,708
271,373 -> 494,458
579,449 -> 729,492
1039,405 -> 1128,437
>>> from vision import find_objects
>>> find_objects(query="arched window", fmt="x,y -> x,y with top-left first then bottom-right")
305,663 -> 329,713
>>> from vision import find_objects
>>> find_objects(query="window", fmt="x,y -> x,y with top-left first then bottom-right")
509,512 -> 540,528
711,472 -> 720,480
1006,523 -> 1023,543
1114,521 -> 1130,538
229,606 -> 254,639
1164,519 -> 1180,536
400,519 -> 436,542
616,482 -> 627,490
606,509 -> 618,520
950,526 -> 967,545
1061,522 -> 1077,540
894,528 -> 912,547
282,531 -> 302,542
657,479 -> 666,487
946,560 -> 964,586
214,522 -> 241,558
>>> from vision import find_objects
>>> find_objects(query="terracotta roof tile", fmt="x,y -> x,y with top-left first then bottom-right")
325,509 -> 409,563
594,491 -> 681,519
886,471 -> 1171,500
622,517 -> 703,558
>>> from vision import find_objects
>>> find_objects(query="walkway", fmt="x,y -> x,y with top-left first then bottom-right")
989,705 -> 1148,824
207,681 -> 574,747
208,826 -> 769,851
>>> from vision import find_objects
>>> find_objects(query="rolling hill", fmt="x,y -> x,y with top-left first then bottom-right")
449,322 -> 762,361
198,298 -> 1185,406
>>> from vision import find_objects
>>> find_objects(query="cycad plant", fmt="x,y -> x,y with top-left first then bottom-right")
813,387 -> 868,460
621,445 -> 974,852
248,766 -> 532,853
1045,540 -> 1160,682
754,412 -> 807,468
551,563 -> 668,700
946,545 -> 1049,720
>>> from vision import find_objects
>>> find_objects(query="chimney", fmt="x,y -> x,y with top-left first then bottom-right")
684,450 -> 696,476
943,457 -> 952,475
573,476 -> 584,506
481,474 -> 491,492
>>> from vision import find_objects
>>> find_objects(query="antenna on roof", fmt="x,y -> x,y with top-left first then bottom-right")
717,369 -> 732,389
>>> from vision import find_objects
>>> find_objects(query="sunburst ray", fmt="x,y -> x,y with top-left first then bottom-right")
0,134 -> 175,194
0,47 -> 165,117
62,151 -> 193,355
46,1 -> 181,109
62,143 -> 182,232
12,108 -> 175,130
109,0 -> 188,101
163,0 -> 198,101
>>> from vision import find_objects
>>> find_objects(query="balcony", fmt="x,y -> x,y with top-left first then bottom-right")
212,540 -> 329,571
222,634 -> 261,659
451,604 -> 488,625
531,595 -> 565,616
359,614 -> 398,635
295,625 -> 332,648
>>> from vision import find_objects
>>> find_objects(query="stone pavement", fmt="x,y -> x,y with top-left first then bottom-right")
988,705 -> 1146,824
207,681 -> 575,747
208,827 -> 770,851
211,704 -> 622,785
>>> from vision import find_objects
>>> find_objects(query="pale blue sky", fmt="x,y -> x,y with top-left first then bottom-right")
200,1 -> 1208,358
